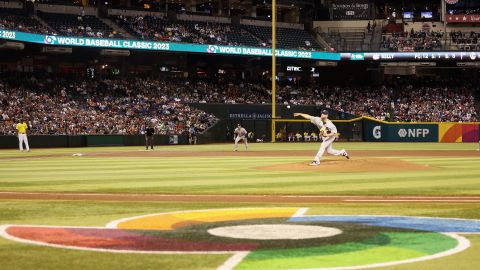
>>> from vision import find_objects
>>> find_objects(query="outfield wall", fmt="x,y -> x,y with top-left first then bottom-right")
363,118 -> 480,143
0,135 -> 188,149
191,103 -> 356,143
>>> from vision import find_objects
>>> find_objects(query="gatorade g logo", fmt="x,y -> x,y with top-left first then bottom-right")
44,35 -> 57,45
373,126 -> 382,139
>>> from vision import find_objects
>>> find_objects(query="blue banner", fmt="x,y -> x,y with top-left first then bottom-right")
0,29 -> 340,60
364,119 -> 438,142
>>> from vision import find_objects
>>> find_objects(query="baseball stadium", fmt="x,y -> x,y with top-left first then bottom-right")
1,0 -> 480,270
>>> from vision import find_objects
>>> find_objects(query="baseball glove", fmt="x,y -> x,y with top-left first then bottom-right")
320,127 -> 331,136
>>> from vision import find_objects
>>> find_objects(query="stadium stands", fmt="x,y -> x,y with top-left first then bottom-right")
0,8 -> 51,34
449,31 -> 480,51
242,24 -> 322,50
382,30 -> 444,52
1,74 -> 478,136
0,6 -> 322,50
0,76 -> 217,135
38,12 -> 122,38
113,14 -> 321,49
113,15 -> 260,46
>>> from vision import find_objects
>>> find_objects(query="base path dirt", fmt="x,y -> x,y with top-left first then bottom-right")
1,150 -> 478,161
256,158 -> 434,173
90,150 -> 480,158
1,192 -> 479,203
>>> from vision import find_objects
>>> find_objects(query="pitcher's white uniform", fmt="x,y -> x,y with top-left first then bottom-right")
234,127 -> 248,151
310,117 -> 346,163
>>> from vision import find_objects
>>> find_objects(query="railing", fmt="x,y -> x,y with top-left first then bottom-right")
327,27 -> 366,51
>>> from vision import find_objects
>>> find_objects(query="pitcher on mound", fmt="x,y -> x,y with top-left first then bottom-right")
294,110 -> 349,166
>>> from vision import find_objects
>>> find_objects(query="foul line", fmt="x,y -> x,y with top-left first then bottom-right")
292,208 -> 309,218
345,199 -> 480,202
217,251 -> 251,270
1,192 -> 480,203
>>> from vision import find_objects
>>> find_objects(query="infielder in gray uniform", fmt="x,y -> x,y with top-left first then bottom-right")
294,110 -> 349,166
233,124 -> 248,151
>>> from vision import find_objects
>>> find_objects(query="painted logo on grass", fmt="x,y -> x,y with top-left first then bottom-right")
1,208 -> 479,270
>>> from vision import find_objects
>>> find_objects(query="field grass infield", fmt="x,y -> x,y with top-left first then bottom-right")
0,142 -> 479,270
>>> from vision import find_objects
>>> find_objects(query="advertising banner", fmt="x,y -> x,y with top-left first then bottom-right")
341,51 -> 480,61
364,119 -> 438,142
331,0 -> 372,20
439,123 -> 479,142
0,29 -> 340,61
388,124 -> 439,142
446,14 -> 480,23
228,108 -> 272,119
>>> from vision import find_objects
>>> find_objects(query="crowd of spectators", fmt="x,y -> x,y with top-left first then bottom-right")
1,74 -> 478,136
38,12 -> 123,39
0,11 -> 53,35
393,85 -> 477,122
449,31 -> 479,50
0,77 -> 217,135
277,85 -> 394,121
382,30 -> 444,52
114,15 -> 259,47
56,23 -> 119,38
115,15 -> 194,43
0,8 -> 320,50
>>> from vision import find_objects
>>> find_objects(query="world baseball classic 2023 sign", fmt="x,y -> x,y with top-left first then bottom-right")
0,29 -> 340,61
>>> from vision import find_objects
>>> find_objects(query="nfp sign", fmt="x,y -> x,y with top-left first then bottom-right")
363,119 -> 438,142
397,128 -> 430,138
391,125 -> 438,142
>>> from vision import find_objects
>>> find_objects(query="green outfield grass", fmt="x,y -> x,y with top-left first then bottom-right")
0,143 -> 479,195
1,143 -> 479,270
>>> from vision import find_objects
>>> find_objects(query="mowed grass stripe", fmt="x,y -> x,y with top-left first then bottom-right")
0,143 -> 479,195
0,164 -> 459,182
1,171 -> 479,195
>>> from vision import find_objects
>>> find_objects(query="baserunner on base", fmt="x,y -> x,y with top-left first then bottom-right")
233,124 -> 248,151
294,110 -> 349,166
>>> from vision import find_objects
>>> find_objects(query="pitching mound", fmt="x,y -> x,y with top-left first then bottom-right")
256,158 -> 434,173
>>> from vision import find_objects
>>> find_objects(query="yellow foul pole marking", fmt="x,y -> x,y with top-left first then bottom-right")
271,0 -> 277,142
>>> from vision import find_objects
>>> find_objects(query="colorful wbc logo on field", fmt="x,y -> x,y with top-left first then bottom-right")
1,208 -> 480,270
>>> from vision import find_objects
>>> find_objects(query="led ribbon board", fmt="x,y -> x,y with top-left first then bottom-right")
3,29 -> 480,61
342,51 -> 480,61
0,29 -> 340,60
